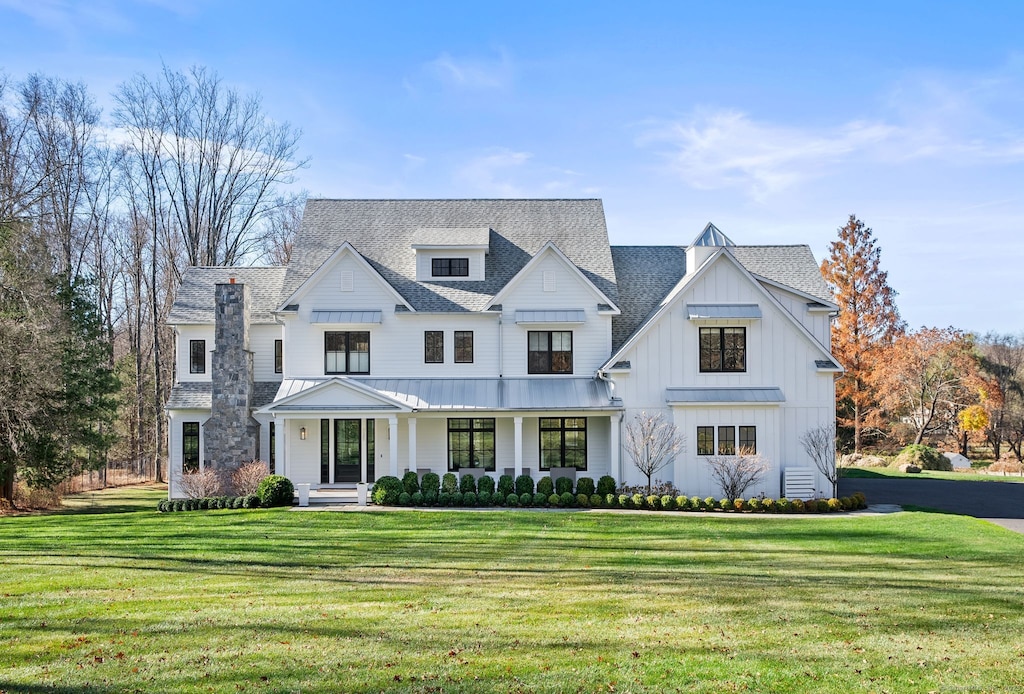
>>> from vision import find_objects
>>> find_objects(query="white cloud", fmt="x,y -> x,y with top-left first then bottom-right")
423,49 -> 514,90
454,148 -> 532,196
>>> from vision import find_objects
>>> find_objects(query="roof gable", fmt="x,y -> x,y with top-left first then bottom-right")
278,241 -> 414,312
258,378 -> 411,413
486,241 -> 620,312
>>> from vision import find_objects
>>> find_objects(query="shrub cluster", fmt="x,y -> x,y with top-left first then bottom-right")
368,475 -> 869,513
892,444 -> 952,472
158,494 -> 260,512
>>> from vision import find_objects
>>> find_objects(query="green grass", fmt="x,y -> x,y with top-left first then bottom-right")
2,487 -> 1024,693
841,466 -> 1024,483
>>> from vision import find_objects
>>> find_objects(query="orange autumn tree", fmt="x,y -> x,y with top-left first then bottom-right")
871,327 -> 988,445
820,215 -> 904,452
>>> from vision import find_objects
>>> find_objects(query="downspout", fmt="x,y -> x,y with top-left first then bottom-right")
597,368 -> 623,482
497,312 -> 503,378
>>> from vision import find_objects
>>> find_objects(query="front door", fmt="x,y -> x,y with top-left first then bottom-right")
334,419 -> 361,483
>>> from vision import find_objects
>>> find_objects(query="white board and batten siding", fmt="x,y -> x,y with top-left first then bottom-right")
497,252 -> 613,377
611,254 -> 837,497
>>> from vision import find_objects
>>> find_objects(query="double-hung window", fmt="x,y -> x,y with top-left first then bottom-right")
448,418 -> 495,470
325,331 -> 370,374
699,327 -> 746,372
539,417 -> 587,470
424,331 -> 444,363
528,331 -> 572,374
454,331 -> 473,363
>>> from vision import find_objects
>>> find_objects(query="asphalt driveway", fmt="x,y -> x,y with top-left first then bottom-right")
838,475 -> 1024,531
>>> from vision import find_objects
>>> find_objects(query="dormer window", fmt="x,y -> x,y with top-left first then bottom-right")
431,257 -> 469,277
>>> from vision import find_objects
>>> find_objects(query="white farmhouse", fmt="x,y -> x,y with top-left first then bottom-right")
166,199 -> 841,500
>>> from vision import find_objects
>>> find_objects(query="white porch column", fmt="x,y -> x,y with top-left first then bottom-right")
275,418 -> 286,478
407,417 -> 417,473
388,416 -> 399,476
360,418 -> 367,484
610,413 -> 622,482
513,416 -> 524,477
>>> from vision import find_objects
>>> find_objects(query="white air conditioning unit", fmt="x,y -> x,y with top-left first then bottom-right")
782,467 -> 816,500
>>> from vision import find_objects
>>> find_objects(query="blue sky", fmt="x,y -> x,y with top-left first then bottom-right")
2,0 -> 1022,333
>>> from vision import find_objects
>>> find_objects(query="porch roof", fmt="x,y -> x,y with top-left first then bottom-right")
270,377 -> 618,412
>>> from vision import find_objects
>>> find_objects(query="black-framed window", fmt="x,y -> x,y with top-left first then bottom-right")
528,331 -> 572,374
455,331 -> 473,363
539,417 -> 587,470
431,257 -> 469,277
274,339 -> 283,373
699,327 -> 746,372
718,426 -> 736,455
189,340 -> 205,374
739,426 -> 756,454
182,422 -> 199,472
268,422 -> 276,474
448,418 -> 495,471
697,426 -> 715,456
325,331 -> 370,374
424,331 -> 443,363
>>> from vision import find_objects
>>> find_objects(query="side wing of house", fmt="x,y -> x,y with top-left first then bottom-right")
608,250 -> 839,499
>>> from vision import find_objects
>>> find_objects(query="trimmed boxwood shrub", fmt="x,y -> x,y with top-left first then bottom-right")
477,491 -> 491,505
646,495 -> 661,510
828,497 -> 842,512
549,493 -> 561,507
619,494 -> 632,509
719,498 -> 731,511
497,474 -> 515,499
590,493 -> 603,508
451,492 -> 464,506
747,498 -> 762,512
791,499 -> 805,513
438,492 -> 452,507
411,491 -> 424,506
555,477 -> 574,495
631,493 -> 646,510
605,493 -> 618,508
762,498 -> 776,513
576,493 -> 590,507
661,495 -> 676,511
519,492 -> 532,507
537,476 -> 554,497
596,475 -> 616,496
576,477 -> 595,497
704,497 -> 716,510
402,471 -> 420,495
460,474 -> 477,494
477,475 -> 495,496
533,492 -> 548,507
441,473 -> 459,494
506,493 -> 520,507
424,491 -> 438,506
515,475 -> 534,496
371,476 -> 404,505
232,496 -> 245,509
398,491 -> 412,506
463,491 -> 477,506
675,495 -> 689,511
256,475 -> 295,507
421,472 -> 440,496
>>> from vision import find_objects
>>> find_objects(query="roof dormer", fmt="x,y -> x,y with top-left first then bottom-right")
686,222 -> 734,276
411,227 -> 490,282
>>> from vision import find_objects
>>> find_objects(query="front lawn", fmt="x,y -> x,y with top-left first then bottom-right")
1,486 -> 1023,692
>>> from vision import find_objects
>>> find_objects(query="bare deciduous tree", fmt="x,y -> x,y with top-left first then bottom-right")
705,452 -> 769,501
260,191 -> 306,265
800,424 -> 838,497
178,468 -> 224,499
624,411 -> 685,495
230,460 -> 270,496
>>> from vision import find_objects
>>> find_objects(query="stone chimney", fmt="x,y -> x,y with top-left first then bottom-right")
203,280 -> 260,469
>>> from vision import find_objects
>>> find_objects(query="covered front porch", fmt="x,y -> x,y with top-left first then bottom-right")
258,377 -> 625,490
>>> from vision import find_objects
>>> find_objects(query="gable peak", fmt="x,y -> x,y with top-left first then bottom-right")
689,222 -> 735,248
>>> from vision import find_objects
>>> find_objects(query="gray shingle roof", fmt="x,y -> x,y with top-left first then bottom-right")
285,199 -> 618,312
168,267 -> 286,325
609,244 -> 831,352
166,381 -> 281,410
410,227 -> 491,247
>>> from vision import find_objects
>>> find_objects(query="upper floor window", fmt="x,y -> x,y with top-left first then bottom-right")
431,257 -> 469,277
699,327 -> 746,372
325,331 -> 370,374
455,331 -> 474,363
274,339 -> 283,373
189,340 -> 206,374
424,330 -> 443,363
528,330 -> 572,374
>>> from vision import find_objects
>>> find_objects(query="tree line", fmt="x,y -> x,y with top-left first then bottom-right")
0,66 -> 306,502
821,215 -> 1024,460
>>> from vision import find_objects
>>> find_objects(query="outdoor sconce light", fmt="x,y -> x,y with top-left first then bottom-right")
300,427 -> 307,440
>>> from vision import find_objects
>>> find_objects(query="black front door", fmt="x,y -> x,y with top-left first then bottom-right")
334,419 -> 361,483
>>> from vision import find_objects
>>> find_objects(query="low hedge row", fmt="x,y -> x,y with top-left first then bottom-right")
373,474 -> 868,513
158,495 -> 261,512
